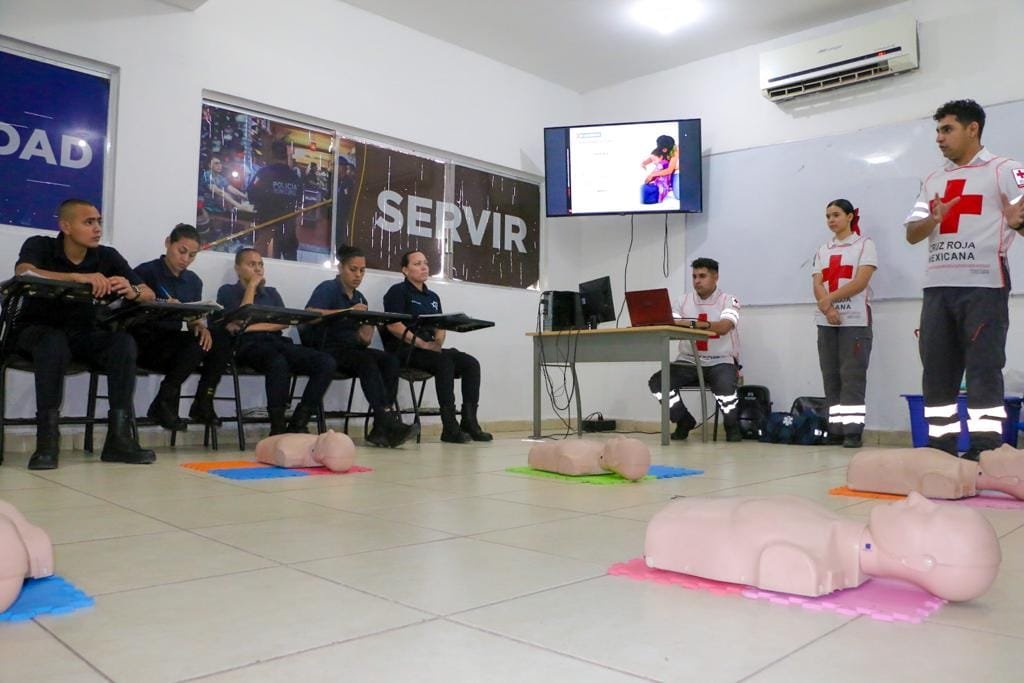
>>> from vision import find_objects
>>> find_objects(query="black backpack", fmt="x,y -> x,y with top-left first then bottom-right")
789,397 -> 830,445
736,385 -> 771,439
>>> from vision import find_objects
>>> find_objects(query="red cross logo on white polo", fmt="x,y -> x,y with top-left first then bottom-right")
1014,168 -> 1024,189
821,254 -> 853,293
696,313 -> 720,351
934,179 -> 983,234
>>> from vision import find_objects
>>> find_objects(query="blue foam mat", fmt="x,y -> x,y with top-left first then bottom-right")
648,465 -> 704,479
208,467 -> 308,480
0,576 -> 94,622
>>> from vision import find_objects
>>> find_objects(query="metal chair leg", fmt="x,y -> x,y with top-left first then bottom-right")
85,372 -> 99,453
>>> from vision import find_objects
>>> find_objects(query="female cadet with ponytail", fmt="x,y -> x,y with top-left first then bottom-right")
812,199 -> 878,448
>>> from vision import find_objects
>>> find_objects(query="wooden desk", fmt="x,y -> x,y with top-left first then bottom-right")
528,325 -> 715,445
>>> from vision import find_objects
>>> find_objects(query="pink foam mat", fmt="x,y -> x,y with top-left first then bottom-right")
608,557 -> 945,624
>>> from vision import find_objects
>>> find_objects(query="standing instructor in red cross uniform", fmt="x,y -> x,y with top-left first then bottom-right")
905,99 -> 1024,459
812,199 -> 877,448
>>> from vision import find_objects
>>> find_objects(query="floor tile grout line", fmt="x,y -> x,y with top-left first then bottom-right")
31,618 -> 118,682
441,616 -> 659,682
733,615 -> 862,682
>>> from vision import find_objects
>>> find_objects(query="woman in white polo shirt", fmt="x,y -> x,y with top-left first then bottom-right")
812,199 -> 878,448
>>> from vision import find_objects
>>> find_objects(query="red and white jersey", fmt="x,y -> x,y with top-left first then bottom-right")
905,148 -> 1024,288
675,288 -> 740,366
812,234 -> 878,327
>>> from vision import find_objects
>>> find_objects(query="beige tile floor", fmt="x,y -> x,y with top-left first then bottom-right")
2,432 -> 1024,682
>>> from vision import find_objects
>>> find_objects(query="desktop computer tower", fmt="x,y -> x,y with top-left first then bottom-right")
540,291 -> 584,331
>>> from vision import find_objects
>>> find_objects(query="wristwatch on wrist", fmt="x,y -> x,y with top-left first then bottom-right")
130,284 -> 141,300
689,320 -> 697,329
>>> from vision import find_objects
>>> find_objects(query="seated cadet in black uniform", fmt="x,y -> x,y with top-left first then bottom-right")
133,224 -> 231,430
13,199 -> 156,470
381,250 -> 491,444
305,245 -> 417,448
216,247 -> 335,435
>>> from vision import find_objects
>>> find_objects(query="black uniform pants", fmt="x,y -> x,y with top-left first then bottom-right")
329,345 -> 399,411
16,325 -> 137,412
134,326 -> 232,398
920,285 -> 1008,453
401,347 -> 481,407
817,325 -> 872,436
648,362 -> 739,427
236,334 -> 336,410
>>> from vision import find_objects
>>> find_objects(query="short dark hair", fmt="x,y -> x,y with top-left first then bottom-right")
400,250 -> 425,268
934,99 -> 986,137
691,257 -> 719,273
58,198 -> 97,222
169,223 -> 200,244
271,140 -> 288,160
336,244 -> 364,264
235,246 -> 260,265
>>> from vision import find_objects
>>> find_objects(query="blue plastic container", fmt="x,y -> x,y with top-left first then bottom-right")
903,394 -> 1022,450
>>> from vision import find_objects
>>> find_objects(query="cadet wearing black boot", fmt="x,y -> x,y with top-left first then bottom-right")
382,250 -> 491,445
305,245 -> 417,448
14,199 -> 156,469
134,224 -> 230,431
217,248 -> 335,436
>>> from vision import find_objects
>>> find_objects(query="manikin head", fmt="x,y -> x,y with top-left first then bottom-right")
868,492 -> 1000,601
599,437 -> 651,481
0,500 -> 54,613
313,430 -> 356,472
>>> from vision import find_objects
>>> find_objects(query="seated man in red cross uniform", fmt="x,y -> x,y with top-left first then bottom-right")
647,257 -> 742,442
905,99 -> 1024,459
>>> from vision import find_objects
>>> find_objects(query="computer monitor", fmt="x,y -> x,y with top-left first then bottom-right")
579,276 -> 615,329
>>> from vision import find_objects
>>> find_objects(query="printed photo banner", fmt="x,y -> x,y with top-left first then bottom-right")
338,140 -> 445,274
451,166 -> 540,289
197,102 -> 335,263
0,50 -> 110,231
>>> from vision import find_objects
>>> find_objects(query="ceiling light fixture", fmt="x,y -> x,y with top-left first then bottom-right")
629,0 -> 704,35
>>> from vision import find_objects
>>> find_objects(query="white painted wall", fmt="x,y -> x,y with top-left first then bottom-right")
572,0 -> 1024,432
0,0 -> 582,421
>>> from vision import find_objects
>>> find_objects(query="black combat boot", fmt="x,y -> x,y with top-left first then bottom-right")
269,407 -> 289,436
459,403 -> 492,442
188,385 -> 222,426
440,404 -> 471,444
147,387 -> 187,432
100,410 -> 156,464
28,409 -> 61,470
287,403 -> 314,434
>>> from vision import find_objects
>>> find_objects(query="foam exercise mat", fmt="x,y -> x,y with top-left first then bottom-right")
609,557 -> 944,624
829,486 -> 1024,510
0,576 -> 94,622
505,465 -> 702,485
182,461 -> 373,480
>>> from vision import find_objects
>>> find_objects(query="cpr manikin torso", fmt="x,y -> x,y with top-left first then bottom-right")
528,437 -> 651,481
0,499 -> 54,612
847,445 -> 1024,500
255,430 -> 356,471
644,493 -> 999,601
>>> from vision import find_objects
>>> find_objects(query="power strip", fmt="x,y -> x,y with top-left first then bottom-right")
582,418 -> 617,432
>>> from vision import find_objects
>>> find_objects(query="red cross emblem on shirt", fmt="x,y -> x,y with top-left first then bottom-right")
696,313 -> 720,351
821,255 -> 853,293
935,179 -> 983,234
1015,168 -> 1024,185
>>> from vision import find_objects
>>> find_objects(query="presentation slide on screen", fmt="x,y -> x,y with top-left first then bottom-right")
568,121 -> 681,214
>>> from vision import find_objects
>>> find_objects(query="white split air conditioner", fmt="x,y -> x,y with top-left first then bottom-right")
759,15 -> 918,102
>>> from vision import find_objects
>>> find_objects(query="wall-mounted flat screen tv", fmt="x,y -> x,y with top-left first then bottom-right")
544,118 -> 702,217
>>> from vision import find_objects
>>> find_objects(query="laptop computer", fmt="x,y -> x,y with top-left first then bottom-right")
625,288 -> 676,327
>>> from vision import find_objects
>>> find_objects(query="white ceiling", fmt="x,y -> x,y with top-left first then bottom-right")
340,0 -> 908,92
